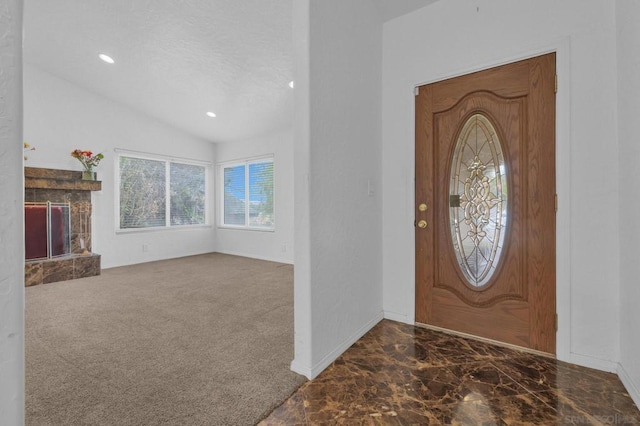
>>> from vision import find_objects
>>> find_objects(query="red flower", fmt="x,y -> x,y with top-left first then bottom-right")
71,149 -> 104,171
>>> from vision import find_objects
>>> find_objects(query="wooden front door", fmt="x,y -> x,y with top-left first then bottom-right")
415,53 -> 556,354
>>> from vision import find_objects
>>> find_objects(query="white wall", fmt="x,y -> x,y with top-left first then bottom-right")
291,0 -> 313,377
291,0 -> 383,378
215,130 -> 294,264
23,64 -> 217,269
616,0 -> 640,406
0,0 -> 24,422
382,0 -> 620,370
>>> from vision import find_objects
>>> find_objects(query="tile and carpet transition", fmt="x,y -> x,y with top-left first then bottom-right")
27,253 -> 640,425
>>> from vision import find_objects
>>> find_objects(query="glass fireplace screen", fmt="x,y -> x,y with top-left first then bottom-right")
25,202 -> 71,260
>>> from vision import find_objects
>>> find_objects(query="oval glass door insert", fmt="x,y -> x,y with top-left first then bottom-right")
449,113 -> 508,288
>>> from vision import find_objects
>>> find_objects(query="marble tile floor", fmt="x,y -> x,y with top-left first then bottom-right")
261,320 -> 640,425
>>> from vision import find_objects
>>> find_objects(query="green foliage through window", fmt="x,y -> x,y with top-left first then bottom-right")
222,158 -> 274,230
170,163 -> 206,226
119,155 -> 207,229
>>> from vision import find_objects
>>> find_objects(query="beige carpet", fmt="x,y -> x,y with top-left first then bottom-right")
26,253 -> 306,426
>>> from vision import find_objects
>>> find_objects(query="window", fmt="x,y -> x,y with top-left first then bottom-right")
118,153 -> 208,230
220,157 -> 274,230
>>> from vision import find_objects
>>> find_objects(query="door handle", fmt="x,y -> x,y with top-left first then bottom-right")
417,220 -> 427,229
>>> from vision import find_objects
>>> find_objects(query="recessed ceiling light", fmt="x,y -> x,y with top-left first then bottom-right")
98,53 -> 115,64
206,112 -> 217,118
288,81 -> 295,89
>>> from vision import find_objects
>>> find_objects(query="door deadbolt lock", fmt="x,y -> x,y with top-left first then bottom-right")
417,220 -> 427,229
418,203 -> 428,212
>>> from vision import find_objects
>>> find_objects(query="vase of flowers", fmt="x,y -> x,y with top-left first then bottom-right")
71,149 -> 104,180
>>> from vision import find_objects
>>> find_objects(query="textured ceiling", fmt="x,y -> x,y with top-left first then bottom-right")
370,0 -> 439,22
23,0 -> 294,143
23,0 -> 438,144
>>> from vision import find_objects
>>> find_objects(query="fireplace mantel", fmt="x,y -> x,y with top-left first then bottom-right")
24,167 -> 102,191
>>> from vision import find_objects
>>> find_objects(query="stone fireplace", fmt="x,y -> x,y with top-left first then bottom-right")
24,167 -> 101,286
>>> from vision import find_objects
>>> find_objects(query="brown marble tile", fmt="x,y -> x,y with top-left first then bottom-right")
25,166 -> 79,180
25,255 -> 100,287
70,233 -> 81,254
487,393 -> 561,425
25,262 -> 43,287
493,353 -> 640,423
532,387 -> 640,425
73,254 -> 101,279
71,233 -> 91,254
528,391 -> 621,425
32,189 -> 65,203
42,257 -> 74,284
430,403 -> 506,425
444,361 -> 527,402
259,391 -> 308,425
25,176 -> 101,191
262,320 -> 640,425
24,188 -> 37,202
71,206 -> 81,235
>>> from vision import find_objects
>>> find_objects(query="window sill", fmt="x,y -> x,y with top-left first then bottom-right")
217,225 -> 275,233
116,224 -> 213,235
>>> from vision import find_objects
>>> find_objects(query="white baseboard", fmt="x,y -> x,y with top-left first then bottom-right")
290,359 -> 313,379
308,311 -> 384,379
291,311 -> 384,380
383,310 -> 411,324
214,250 -> 293,265
618,362 -> 640,408
569,352 -> 618,373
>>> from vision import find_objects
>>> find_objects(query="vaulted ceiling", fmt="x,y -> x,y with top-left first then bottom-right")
370,0 -> 438,22
23,0 -> 436,144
